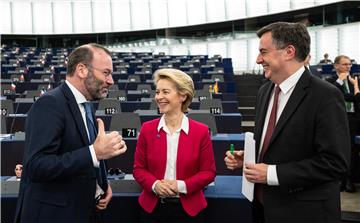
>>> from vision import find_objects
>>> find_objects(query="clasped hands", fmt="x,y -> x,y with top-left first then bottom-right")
154,180 -> 179,197
224,150 -> 268,184
93,118 -> 127,160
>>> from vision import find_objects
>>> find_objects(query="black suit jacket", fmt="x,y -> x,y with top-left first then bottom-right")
14,83 -> 98,223
254,70 -> 350,223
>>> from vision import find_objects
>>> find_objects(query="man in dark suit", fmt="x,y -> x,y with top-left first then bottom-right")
225,22 -> 350,223
326,55 -> 359,193
14,43 -> 127,223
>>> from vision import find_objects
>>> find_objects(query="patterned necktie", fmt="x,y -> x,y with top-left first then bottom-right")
83,102 -> 108,192
342,80 -> 353,112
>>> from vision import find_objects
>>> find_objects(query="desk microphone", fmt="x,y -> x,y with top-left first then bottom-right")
9,99 -> 21,138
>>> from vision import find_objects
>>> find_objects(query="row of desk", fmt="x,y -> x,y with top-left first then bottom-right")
3,112 -> 242,134
1,133 -> 245,176
3,99 -> 239,114
1,175 -> 251,223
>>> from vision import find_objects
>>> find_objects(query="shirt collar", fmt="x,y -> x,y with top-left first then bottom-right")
65,80 -> 88,104
157,114 -> 189,135
278,66 -> 304,94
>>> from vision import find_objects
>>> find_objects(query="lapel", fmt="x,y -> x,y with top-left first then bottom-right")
60,83 -> 89,145
176,128 -> 190,179
156,127 -> 168,178
269,70 -> 310,147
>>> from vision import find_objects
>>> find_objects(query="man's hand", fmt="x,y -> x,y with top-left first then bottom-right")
93,119 -> 127,160
224,150 -> 244,170
243,163 -> 268,184
338,72 -> 349,81
96,185 -> 112,210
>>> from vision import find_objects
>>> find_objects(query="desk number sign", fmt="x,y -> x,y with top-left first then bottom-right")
198,96 -> 207,101
210,107 -> 221,114
122,128 -> 137,138
118,96 -> 126,102
105,107 -> 117,115
1,108 -> 7,116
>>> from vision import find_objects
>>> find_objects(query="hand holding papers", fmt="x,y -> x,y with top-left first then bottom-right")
242,132 -> 255,202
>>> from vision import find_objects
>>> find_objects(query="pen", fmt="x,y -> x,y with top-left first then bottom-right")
230,143 -> 234,155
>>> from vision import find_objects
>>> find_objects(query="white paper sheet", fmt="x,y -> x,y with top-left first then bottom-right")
242,132 -> 255,201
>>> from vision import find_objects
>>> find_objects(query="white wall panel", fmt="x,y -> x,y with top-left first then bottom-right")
208,41 -> 227,58
0,1 -> 12,34
246,0 -> 267,17
291,0 -> 315,9
131,0 -> 150,30
248,37 -> 261,73
93,0 -> 111,32
339,23 -> 360,63
150,0 -> 168,29
268,0 -> 290,14
112,0 -> 131,31
207,0 -> 225,23
225,0 -> 246,20
73,1 -> 92,33
169,44 -> 189,55
228,39 -> 248,72
316,27 -> 338,64
53,1 -> 73,34
12,1 -> 32,34
308,29 -> 317,65
168,0 -> 187,27
187,0 -> 206,25
33,2 -> 52,34
189,43 -> 208,55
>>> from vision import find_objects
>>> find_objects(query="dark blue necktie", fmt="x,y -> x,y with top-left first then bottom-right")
83,102 -> 108,192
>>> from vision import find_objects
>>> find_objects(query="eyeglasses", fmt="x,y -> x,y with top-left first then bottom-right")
86,65 -> 112,77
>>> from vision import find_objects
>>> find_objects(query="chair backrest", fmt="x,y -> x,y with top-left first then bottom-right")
128,75 -> 140,82
109,84 -> 119,91
1,99 -> 14,116
211,74 -> 224,82
148,99 -> 159,110
137,84 -> 152,94
97,98 -> 121,115
25,90 -> 42,98
108,90 -> 127,101
199,98 -> 223,114
1,115 -> 7,134
109,112 -> 142,138
195,89 -> 211,101
188,113 -> 217,135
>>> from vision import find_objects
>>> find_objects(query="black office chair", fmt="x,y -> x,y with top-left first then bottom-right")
108,90 -> 127,101
127,75 -> 140,82
188,113 -> 218,135
109,84 -> 119,91
1,99 -> 14,116
211,74 -> 224,82
195,89 -> 211,101
97,98 -> 121,115
137,84 -> 152,94
1,115 -> 7,134
109,113 -> 141,138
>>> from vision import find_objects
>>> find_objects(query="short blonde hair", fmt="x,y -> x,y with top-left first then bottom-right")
153,68 -> 194,112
